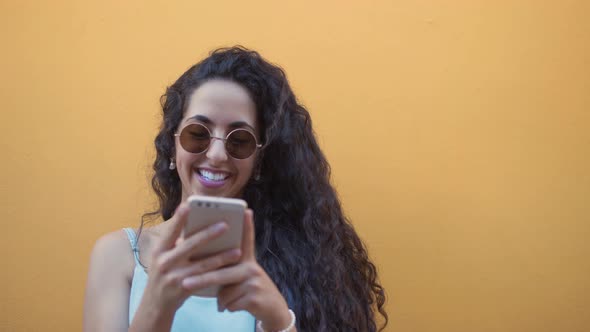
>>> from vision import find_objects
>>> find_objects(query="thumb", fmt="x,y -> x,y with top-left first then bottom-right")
156,203 -> 189,253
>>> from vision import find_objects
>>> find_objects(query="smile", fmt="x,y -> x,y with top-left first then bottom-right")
195,168 -> 230,188
198,169 -> 230,181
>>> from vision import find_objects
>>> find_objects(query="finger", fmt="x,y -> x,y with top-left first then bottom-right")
217,283 -> 248,312
171,248 -> 242,282
241,209 -> 256,260
176,221 -> 229,260
157,222 -> 229,271
175,237 -> 184,247
224,293 -> 254,313
156,204 -> 189,254
182,262 -> 254,292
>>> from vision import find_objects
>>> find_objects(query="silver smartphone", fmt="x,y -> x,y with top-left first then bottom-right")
184,195 -> 247,297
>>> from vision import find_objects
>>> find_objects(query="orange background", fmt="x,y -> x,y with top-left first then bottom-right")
1,1 -> 589,331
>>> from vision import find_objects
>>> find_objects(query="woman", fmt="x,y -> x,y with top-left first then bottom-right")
84,46 -> 387,331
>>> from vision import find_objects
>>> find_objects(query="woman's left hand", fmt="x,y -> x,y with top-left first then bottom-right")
181,209 -> 293,331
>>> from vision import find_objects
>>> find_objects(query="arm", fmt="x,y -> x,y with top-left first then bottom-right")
83,230 -> 133,332
83,230 -> 178,332
84,206 -> 253,332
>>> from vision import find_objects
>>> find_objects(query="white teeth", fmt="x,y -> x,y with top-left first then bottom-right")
200,170 -> 228,181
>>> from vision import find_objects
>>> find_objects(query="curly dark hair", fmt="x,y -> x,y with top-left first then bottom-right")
139,46 -> 388,331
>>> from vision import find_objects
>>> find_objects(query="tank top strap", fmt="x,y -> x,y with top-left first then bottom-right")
122,228 -> 142,267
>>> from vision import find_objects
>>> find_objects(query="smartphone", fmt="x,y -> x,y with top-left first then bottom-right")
183,195 -> 247,297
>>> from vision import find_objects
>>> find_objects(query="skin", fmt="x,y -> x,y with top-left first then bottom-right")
175,79 -> 259,200
83,80 -> 295,332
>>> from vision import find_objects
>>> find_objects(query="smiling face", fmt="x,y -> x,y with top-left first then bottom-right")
174,79 -> 259,200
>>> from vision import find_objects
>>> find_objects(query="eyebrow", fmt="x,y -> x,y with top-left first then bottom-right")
185,114 -> 256,132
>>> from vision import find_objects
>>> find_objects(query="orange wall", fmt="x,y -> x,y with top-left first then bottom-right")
1,1 -> 589,331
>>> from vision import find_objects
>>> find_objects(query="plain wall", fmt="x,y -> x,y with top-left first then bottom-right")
1,1 -> 589,331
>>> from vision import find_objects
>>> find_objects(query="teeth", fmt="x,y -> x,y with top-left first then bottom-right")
200,170 -> 228,181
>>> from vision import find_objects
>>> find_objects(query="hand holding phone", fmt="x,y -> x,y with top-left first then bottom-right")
183,195 -> 246,296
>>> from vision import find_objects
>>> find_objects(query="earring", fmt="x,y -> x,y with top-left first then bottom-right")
169,158 -> 176,170
254,167 -> 261,181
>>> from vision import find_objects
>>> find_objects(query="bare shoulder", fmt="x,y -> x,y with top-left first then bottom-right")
83,229 -> 136,331
88,222 -> 167,274
89,229 -> 135,282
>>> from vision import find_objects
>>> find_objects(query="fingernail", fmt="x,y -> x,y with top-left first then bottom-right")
175,237 -> 183,246
182,277 -> 198,289
210,222 -> 226,232
218,303 -> 225,312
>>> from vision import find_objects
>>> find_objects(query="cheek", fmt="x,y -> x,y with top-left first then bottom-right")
237,160 -> 256,179
175,150 -> 197,172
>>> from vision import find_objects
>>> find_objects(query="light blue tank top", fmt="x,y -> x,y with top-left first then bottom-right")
123,228 -> 256,331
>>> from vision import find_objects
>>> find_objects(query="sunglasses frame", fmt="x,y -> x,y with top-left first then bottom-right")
174,123 -> 262,160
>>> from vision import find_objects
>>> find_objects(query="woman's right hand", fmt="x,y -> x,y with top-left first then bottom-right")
135,204 -> 243,318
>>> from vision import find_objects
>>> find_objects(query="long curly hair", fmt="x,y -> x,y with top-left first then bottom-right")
139,46 -> 388,331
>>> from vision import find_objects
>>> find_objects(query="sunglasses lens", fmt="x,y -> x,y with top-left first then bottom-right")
179,124 -> 210,153
226,129 -> 257,159
178,124 -> 258,159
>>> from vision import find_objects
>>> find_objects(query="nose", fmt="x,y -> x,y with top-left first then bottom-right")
205,137 -> 229,163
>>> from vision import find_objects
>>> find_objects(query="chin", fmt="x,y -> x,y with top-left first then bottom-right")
188,185 -> 239,199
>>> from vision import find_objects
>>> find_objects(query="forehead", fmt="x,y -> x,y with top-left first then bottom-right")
183,79 -> 257,129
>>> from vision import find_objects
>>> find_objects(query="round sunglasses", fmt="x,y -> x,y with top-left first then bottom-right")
174,123 -> 262,159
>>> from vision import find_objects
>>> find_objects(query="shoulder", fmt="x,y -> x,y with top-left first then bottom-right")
89,229 -> 136,283
84,229 -> 136,330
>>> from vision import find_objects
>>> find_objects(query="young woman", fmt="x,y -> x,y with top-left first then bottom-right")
84,46 -> 387,332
